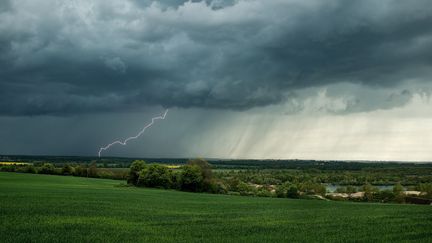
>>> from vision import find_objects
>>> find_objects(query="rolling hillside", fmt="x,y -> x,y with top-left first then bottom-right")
1,172 -> 431,242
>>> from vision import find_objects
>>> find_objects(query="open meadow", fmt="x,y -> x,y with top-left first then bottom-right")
1,172 -> 431,242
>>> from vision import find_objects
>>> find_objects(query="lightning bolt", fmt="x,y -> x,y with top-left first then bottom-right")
98,109 -> 169,157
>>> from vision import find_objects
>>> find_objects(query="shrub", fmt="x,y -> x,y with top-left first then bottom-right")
256,187 -> 273,197
207,181 -> 228,194
227,177 -> 241,192
276,182 -> 292,198
237,182 -> 256,196
128,160 -> 146,185
38,163 -> 56,174
15,165 -> 36,174
187,158 -> 213,185
1,165 -> 16,172
138,164 -> 172,189
375,190 -> 396,203
61,164 -> 74,175
97,170 -> 115,179
180,164 -> 204,192
73,165 -> 88,177
87,162 -> 98,178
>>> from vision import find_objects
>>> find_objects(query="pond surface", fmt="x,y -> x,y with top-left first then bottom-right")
325,184 -> 398,192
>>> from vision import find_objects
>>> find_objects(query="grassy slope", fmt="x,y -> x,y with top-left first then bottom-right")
1,172 -> 431,242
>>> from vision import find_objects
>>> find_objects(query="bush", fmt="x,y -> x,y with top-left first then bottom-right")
1,165 -> 16,172
128,160 -> 146,185
187,159 -> 213,189
180,164 -> 204,192
170,172 -> 182,190
375,190 -> 396,203
276,182 -> 292,198
256,187 -> 273,197
237,182 -> 256,196
138,164 -> 172,189
227,177 -> 241,192
61,164 -> 74,175
38,163 -> 56,174
72,165 -> 88,177
87,162 -> 98,178
97,170 -> 115,179
286,185 -> 300,198
207,181 -> 228,194
417,183 -> 432,198
362,183 -> 379,201
15,165 -> 36,174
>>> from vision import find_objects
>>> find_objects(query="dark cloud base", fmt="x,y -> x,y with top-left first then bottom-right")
1,0 -> 432,116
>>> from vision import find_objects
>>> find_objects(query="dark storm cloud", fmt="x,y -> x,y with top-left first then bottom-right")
1,0 -> 432,115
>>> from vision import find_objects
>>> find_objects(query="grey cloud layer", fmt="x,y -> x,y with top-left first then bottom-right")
1,0 -> 432,115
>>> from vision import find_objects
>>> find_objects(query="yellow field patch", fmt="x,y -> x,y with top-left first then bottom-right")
166,165 -> 181,169
0,161 -> 30,165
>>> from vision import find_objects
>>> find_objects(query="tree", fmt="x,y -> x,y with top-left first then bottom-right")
138,164 -> 172,189
128,160 -> 146,185
335,186 -> 347,193
227,177 -> 241,192
187,159 -> 212,180
375,190 -> 395,203
38,163 -> 56,174
393,183 -> 404,195
87,162 -> 98,178
61,164 -> 74,175
180,164 -> 204,192
346,185 -> 357,193
276,182 -> 293,198
362,183 -> 378,201
286,185 -> 300,199
73,165 -> 87,177
187,158 -> 214,191
237,182 -> 255,196
417,183 -> 432,198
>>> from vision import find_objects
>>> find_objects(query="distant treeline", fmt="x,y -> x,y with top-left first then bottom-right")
216,168 -> 432,187
2,160 -> 432,204
0,163 -> 128,180
2,155 -> 432,170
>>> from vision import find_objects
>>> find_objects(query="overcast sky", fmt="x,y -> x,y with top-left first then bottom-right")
1,0 -> 432,161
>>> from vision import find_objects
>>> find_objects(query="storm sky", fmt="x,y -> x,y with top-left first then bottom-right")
1,0 -> 432,161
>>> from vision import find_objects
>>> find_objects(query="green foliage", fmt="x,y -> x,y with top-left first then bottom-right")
226,177 -> 241,192
417,183 -> 432,198
180,165 -> 204,192
346,185 -> 357,193
128,160 -> 146,185
335,186 -> 347,193
97,169 -> 115,179
61,164 -> 74,175
375,190 -> 396,203
362,183 -> 379,201
298,181 -> 326,196
187,158 -> 213,182
87,162 -> 98,178
286,185 -> 300,199
237,182 -> 256,196
138,164 -> 172,189
72,165 -> 88,177
38,163 -> 56,174
393,183 -> 404,195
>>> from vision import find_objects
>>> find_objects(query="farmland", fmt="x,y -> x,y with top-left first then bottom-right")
1,172 -> 431,242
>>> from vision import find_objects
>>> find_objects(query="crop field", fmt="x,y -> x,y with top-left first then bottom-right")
1,172 -> 431,242
0,162 -> 30,166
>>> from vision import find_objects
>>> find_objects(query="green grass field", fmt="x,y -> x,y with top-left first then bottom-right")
1,172 -> 431,242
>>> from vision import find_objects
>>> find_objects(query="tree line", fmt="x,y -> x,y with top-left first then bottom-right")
0,162 -> 128,180
2,160 -> 432,204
